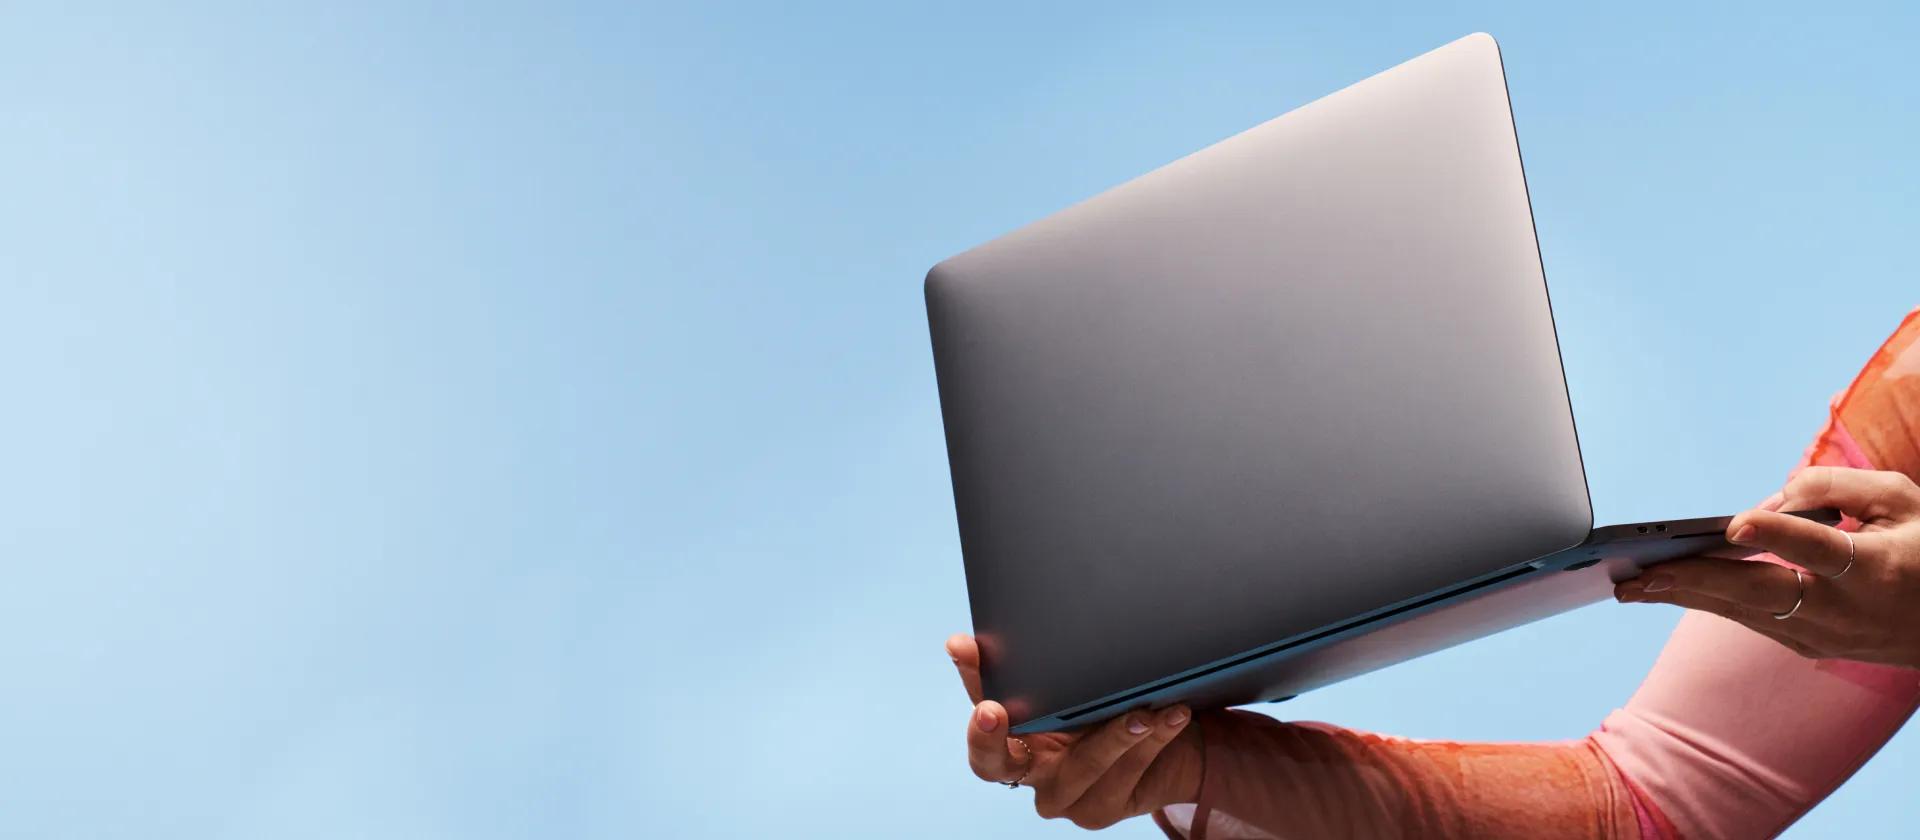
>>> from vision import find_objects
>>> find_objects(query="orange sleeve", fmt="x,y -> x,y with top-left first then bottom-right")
1151,711 -> 1645,839
1833,308 -> 1920,479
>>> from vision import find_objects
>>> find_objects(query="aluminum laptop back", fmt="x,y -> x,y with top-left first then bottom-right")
925,33 -> 1594,731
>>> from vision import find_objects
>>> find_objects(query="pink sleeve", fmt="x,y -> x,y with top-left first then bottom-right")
1596,312 -> 1920,838
1591,408 -> 1920,837
1592,610 -> 1920,838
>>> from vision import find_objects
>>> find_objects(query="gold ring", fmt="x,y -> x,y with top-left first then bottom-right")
1003,737 -> 1031,788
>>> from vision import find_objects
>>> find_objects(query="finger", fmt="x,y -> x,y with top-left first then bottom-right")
1780,466 -> 1920,524
1618,576 -> 1767,623
1724,509 -> 1861,577
1617,587 -> 1820,654
946,633 -> 984,705
1069,706 -> 1191,827
967,701 -> 1027,783
1687,543 -> 1765,561
1617,557 -> 1804,617
1035,711 -> 1156,818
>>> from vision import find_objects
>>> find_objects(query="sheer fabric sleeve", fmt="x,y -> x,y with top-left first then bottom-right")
1151,712 -> 1647,839
1591,308 -> 1920,839
1153,309 -> 1920,840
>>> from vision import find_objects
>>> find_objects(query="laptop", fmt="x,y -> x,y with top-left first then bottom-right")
923,33 -> 1838,734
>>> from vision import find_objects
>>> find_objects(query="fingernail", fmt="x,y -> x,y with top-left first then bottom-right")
977,708 -> 999,732
1127,716 -> 1150,735
1731,524 -> 1756,544
1758,492 -> 1785,512
1164,707 -> 1189,727
1642,573 -> 1673,593
1614,584 -> 1642,602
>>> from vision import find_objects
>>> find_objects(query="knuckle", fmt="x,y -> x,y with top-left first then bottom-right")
1070,813 -> 1109,831
1896,476 -> 1920,514
1033,791 -> 1064,820
1789,467 -> 1828,496
1077,804 -> 1124,831
1882,556 -> 1911,587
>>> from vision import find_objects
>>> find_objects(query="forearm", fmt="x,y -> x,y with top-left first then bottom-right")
1154,710 -> 1644,840
1592,309 -> 1920,838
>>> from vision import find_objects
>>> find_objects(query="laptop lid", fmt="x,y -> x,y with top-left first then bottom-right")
925,33 -> 1592,726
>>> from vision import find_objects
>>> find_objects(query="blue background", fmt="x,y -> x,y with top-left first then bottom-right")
2,2 -> 1915,837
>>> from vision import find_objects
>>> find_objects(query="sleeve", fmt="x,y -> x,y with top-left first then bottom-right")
1151,713 -> 1645,840
1590,307 -> 1920,839
1152,308 -> 1920,840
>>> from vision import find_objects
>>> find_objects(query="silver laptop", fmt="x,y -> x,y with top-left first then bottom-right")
924,33 -> 1836,733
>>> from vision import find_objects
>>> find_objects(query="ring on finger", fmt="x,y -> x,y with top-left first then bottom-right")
1832,530 -> 1857,579
1773,568 -> 1807,620
1003,738 -> 1030,788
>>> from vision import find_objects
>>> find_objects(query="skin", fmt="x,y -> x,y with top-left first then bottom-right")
1616,465 -> 1920,668
947,634 -> 1202,830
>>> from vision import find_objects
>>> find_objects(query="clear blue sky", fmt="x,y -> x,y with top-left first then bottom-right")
2,2 -> 1915,837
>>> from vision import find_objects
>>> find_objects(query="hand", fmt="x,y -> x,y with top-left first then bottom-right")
946,633 -> 1201,830
1615,466 -> 1920,668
